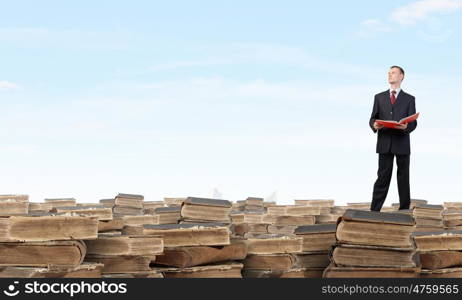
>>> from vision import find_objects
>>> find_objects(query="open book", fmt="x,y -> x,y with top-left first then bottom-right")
375,112 -> 420,129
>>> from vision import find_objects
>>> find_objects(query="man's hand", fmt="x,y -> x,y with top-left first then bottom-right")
395,123 -> 408,130
373,121 -> 384,130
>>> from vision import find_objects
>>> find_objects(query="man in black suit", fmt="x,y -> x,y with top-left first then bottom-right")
369,66 -> 417,211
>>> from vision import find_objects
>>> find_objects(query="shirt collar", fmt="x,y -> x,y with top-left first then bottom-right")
390,88 -> 401,96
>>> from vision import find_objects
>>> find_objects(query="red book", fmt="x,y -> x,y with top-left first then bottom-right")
375,112 -> 420,129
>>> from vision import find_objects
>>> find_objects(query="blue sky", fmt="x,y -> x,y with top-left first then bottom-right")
1,0 -> 461,205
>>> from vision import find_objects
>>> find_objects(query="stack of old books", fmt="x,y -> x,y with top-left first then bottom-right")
288,224 -> 337,277
149,206 -> 181,224
45,198 -> 77,208
346,202 -> 371,210
232,197 -> 274,212
243,197 -> 265,212
8,192 -> 462,278
413,230 -> 462,278
0,194 -> 29,202
236,214 -> 335,279
231,198 -> 259,222
443,202 -> 462,230
232,203 -> 318,238
234,197 -> 277,224
180,197 -> 232,224
266,204 -> 319,227
345,202 -> 394,212
249,224 -> 336,278
234,200 -> 329,278
231,200 -> 245,211
295,199 -> 337,224
143,200 -> 165,212
0,194 -> 29,216
143,196 -> 185,225
332,203 -> 367,217
100,193 -> 157,230
331,205 -> 348,217
131,197 -> 244,278
164,197 -> 186,207
242,233 -> 305,278
84,232 -> 164,278
125,222 -> 245,277
109,193 -> 144,216
95,199 -> 123,234
264,200 -> 277,209
76,194 -> 164,277
392,199 -> 429,210
231,200 -> 328,278
0,210 -> 101,277
230,209 -> 245,224
28,202 -> 53,214
231,201 -> 273,239
413,203 -> 444,232
51,205 -> 113,221
324,209 -> 419,278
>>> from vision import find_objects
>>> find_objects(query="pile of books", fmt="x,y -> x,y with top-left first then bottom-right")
241,233 -> 304,278
90,193 -> 165,277
295,199 -> 337,224
324,209 -> 420,277
0,194 -> 29,216
413,230 -> 462,278
391,198 -> 428,210
413,203 -> 444,232
143,222 -> 245,277
3,193 -> 462,278
101,193 -> 144,216
443,202 -> 462,230
0,195 -> 102,278
232,199 -> 335,277
164,197 -> 187,207
146,197 -> 245,278
84,233 -> 164,278
240,222 -> 335,278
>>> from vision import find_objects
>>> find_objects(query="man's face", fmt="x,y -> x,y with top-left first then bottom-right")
388,67 -> 404,85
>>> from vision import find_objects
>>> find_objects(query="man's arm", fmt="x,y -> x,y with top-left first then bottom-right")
369,95 -> 380,133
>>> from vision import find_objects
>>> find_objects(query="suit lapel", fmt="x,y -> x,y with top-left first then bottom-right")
395,89 -> 405,107
383,89 -> 392,115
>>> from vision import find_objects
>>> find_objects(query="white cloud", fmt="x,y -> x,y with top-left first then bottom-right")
0,145 -> 37,154
0,81 -> 20,90
358,0 -> 462,39
417,28 -> 453,42
104,76 -> 380,111
0,27 -> 135,50
148,43 -> 382,79
73,122 -> 107,130
357,19 -> 393,37
149,58 -> 232,71
391,0 -> 462,25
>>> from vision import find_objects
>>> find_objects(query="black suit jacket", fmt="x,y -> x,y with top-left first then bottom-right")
369,90 -> 417,155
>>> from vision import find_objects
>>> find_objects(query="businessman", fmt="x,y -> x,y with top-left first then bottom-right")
369,66 -> 417,211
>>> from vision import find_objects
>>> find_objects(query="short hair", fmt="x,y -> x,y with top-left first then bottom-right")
390,65 -> 405,76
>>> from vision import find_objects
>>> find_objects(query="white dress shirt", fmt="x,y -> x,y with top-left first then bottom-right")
390,87 -> 401,99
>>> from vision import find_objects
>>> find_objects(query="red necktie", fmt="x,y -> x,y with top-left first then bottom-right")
390,90 -> 397,105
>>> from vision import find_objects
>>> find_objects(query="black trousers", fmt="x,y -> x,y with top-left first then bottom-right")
370,153 -> 411,211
